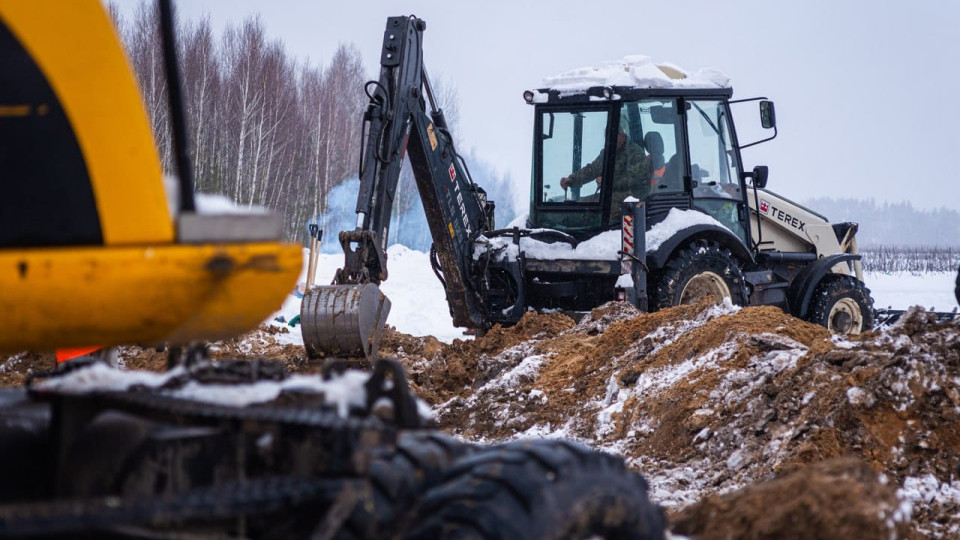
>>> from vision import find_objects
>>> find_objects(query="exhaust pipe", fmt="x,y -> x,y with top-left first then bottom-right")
300,284 -> 391,360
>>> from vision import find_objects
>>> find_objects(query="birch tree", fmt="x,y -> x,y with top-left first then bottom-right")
179,16 -> 221,192
126,2 -> 172,170
220,18 -> 267,204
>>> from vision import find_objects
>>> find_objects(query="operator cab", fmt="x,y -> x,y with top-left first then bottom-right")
527,84 -> 750,246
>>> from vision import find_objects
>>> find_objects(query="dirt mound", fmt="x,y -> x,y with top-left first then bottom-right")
388,311 -> 576,406
671,458 -> 910,540
389,302 -> 960,538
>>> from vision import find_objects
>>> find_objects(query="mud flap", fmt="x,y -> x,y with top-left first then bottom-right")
301,284 -> 391,360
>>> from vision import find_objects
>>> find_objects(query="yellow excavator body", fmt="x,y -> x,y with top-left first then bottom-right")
0,0 -> 173,245
0,1 -> 301,354
0,243 -> 302,352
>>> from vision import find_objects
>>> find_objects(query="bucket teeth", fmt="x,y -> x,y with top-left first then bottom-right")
301,284 -> 391,360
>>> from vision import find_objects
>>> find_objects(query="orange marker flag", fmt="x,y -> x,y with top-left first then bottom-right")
56,346 -> 102,363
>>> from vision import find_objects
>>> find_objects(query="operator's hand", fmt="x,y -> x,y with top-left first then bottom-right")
595,176 -> 602,186
560,176 -> 572,190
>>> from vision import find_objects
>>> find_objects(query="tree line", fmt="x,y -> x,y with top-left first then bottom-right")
109,3 -> 518,247
802,197 -> 960,247
858,246 -> 960,273
113,3 -> 365,241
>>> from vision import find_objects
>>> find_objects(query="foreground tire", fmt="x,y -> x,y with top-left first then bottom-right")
339,431 -> 476,539
653,239 -> 746,310
401,439 -> 665,540
808,276 -> 875,335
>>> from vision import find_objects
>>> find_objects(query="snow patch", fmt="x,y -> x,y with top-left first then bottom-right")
196,193 -> 268,214
474,208 -> 728,265
540,55 -> 730,95
170,370 -> 370,417
476,229 -> 621,262
646,208 -> 727,252
35,362 -> 181,393
483,354 -> 548,391
846,386 -> 877,408
32,363 -> 419,420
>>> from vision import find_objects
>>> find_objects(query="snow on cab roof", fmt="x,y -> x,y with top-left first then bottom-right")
533,55 -> 730,101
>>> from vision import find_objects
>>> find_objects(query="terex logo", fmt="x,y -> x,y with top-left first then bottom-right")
446,162 -> 471,236
765,202 -> 806,232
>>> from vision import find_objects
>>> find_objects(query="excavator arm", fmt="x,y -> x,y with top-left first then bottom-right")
302,16 -> 493,360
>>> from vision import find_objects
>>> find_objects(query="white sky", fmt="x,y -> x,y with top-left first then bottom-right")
115,0 -> 960,212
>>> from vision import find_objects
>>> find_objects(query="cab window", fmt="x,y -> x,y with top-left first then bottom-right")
539,109 -> 609,204
624,99 -> 684,195
686,100 -> 741,200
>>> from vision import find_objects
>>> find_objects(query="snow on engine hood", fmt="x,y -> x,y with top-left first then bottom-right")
475,208 -> 726,262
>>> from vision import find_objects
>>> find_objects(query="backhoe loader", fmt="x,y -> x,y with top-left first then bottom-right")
303,15 -> 881,361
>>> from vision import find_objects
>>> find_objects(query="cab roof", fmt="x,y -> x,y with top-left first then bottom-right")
528,55 -> 733,104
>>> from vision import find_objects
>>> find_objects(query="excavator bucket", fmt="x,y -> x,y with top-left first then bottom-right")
300,284 -> 392,360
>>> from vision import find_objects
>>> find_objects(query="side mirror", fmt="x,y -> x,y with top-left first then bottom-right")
749,165 -> 769,188
760,100 -> 776,129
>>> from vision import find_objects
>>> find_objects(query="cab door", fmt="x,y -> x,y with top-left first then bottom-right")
532,105 -> 612,233
684,99 -> 748,244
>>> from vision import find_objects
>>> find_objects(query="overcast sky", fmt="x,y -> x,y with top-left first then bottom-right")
117,0 -> 960,213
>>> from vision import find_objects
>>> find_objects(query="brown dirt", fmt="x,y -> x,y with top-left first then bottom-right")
386,311 -> 576,406
670,457 -> 911,540
0,351 -> 57,387
0,325 -> 312,383
387,303 -> 960,539
2,304 -> 958,538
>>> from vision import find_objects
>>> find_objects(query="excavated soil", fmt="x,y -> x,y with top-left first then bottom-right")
119,325 -> 310,374
2,303 -> 958,539
671,457 -> 911,540
0,351 -> 57,386
0,326 -> 309,386
382,302 -> 960,539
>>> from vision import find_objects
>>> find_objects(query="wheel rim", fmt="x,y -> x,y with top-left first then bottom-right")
827,298 -> 863,334
679,271 -> 731,305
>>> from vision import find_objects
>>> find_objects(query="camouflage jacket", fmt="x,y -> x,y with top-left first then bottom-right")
568,140 -> 650,222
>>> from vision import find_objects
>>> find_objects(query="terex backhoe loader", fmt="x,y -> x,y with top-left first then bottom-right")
0,4 -> 665,538
304,15 -> 876,359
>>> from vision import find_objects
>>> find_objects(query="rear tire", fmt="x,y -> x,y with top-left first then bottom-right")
807,276 -> 875,335
652,240 -> 746,310
401,439 -> 665,540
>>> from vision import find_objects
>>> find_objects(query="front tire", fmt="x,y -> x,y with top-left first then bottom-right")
652,240 -> 746,310
807,276 -> 875,335
401,439 -> 665,540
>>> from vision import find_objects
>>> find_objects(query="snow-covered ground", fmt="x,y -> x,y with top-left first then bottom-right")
273,246 -> 465,344
271,246 -> 959,344
866,271 -> 959,313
